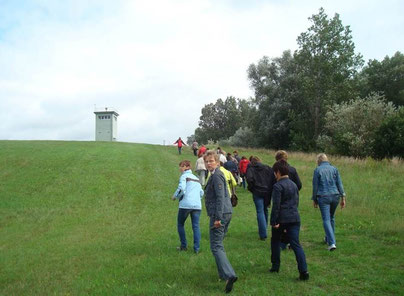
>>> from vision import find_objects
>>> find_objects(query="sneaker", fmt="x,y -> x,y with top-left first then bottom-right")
328,244 -> 336,251
225,277 -> 238,293
176,246 -> 187,251
299,272 -> 309,281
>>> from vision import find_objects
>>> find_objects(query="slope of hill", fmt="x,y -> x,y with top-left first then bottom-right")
1,141 -> 403,295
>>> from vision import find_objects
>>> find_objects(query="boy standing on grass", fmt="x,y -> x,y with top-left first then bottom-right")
204,151 -> 238,293
172,160 -> 204,253
269,160 -> 309,281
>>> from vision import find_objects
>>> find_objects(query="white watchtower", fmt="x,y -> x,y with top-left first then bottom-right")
94,107 -> 119,141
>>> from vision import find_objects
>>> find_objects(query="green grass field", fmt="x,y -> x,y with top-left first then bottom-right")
1,141 -> 403,295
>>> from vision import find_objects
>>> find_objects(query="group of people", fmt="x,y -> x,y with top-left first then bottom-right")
171,141 -> 346,293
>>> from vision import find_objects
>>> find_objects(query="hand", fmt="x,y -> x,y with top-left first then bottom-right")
340,197 -> 346,209
273,224 -> 280,229
313,201 -> 318,208
171,196 -> 176,201
214,220 -> 222,228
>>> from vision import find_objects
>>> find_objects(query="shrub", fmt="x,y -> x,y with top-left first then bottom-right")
318,93 -> 396,157
372,108 -> 404,159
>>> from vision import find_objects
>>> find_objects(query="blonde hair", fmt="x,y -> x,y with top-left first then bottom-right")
275,150 -> 288,161
203,150 -> 220,162
317,153 -> 329,165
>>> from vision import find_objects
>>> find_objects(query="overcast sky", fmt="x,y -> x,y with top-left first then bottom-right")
0,0 -> 403,145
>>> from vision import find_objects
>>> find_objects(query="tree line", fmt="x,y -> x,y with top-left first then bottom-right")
189,8 -> 404,159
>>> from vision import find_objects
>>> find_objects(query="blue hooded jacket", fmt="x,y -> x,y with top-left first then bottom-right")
174,170 -> 204,209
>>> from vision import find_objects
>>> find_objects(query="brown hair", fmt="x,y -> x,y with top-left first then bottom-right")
179,160 -> 191,168
272,159 -> 289,176
275,150 -> 288,161
250,156 -> 261,164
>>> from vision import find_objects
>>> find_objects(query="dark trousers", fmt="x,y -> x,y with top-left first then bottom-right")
271,222 -> 307,273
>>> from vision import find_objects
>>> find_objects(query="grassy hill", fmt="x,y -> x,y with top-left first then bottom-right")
1,141 -> 403,295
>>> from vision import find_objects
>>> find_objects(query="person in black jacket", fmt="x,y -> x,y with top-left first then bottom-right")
275,150 -> 302,190
275,150 -> 302,249
246,156 -> 275,240
269,160 -> 309,280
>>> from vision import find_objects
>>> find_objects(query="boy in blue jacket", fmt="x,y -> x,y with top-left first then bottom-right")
172,160 -> 204,253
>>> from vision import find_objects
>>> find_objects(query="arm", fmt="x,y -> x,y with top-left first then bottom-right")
293,170 -> 302,191
312,169 -> 319,207
173,174 -> 186,199
270,184 -> 281,226
212,172 -> 226,222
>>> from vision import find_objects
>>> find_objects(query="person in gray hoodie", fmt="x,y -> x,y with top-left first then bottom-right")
172,160 -> 204,253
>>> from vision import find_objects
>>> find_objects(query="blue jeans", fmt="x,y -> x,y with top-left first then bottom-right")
318,195 -> 340,246
253,195 -> 268,239
178,147 -> 182,154
271,222 -> 308,273
177,208 -> 201,251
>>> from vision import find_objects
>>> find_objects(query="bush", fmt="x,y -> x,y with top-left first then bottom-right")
372,108 -> 404,159
219,127 -> 257,148
317,93 -> 396,157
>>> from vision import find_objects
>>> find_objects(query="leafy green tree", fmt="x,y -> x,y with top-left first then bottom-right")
359,51 -> 404,107
372,107 -> 404,159
247,50 -> 296,148
292,7 -> 363,149
194,97 -> 253,143
317,93 -> 396,157
220,127 -> 258,148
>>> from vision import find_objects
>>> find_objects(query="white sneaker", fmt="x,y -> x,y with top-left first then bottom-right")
328,244 -> 336,251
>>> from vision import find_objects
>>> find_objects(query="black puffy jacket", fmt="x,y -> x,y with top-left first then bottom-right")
246,162 -> 276,206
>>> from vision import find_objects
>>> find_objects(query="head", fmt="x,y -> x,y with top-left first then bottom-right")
178,160 -> 191,172
250,156 -> 261,165
275,150 -> 288,161
317,153 -> 329,166
204,151 -> 220,172
272,159 -> 289,180
233,150 -> 238,155
226,153 -> 232,161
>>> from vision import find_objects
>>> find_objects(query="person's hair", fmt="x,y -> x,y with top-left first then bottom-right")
272,159 -> 289,176
204,150 -> 220,162
233,150 -> 238,154
317,153 -> 329,165
241,156 -> 246,160
275,150 -> 288,161
179,160 -> 191,168
250,156 -> 261,164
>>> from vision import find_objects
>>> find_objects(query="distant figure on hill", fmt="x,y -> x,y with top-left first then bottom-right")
174,137 -> 186,155
172,160 -> 204,253
269,160 -> 309,281
233,151 -> 241,164
197,144 -> 207,158
192,140 -> 199,156
246,156 -> 275,240
312,153 -> 346,251
238,156 -> 250,189
203,151 -> 238,293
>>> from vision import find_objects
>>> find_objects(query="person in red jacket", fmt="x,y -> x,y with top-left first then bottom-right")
197,144 -> 207,157
238,156 -> 250,189
174,137 -> 186,155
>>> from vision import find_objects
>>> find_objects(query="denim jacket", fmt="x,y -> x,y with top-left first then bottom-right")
312,161 -> 345,202
174,170 -> 204,210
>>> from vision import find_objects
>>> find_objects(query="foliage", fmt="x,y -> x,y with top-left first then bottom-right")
372,107 -> 404,159
359,51 -> 404,107
219,127 -> 257,148
317,93 -> 396,157
291,7 -> 363,148
195,96 -> 253,144
247,51 -> 295,148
